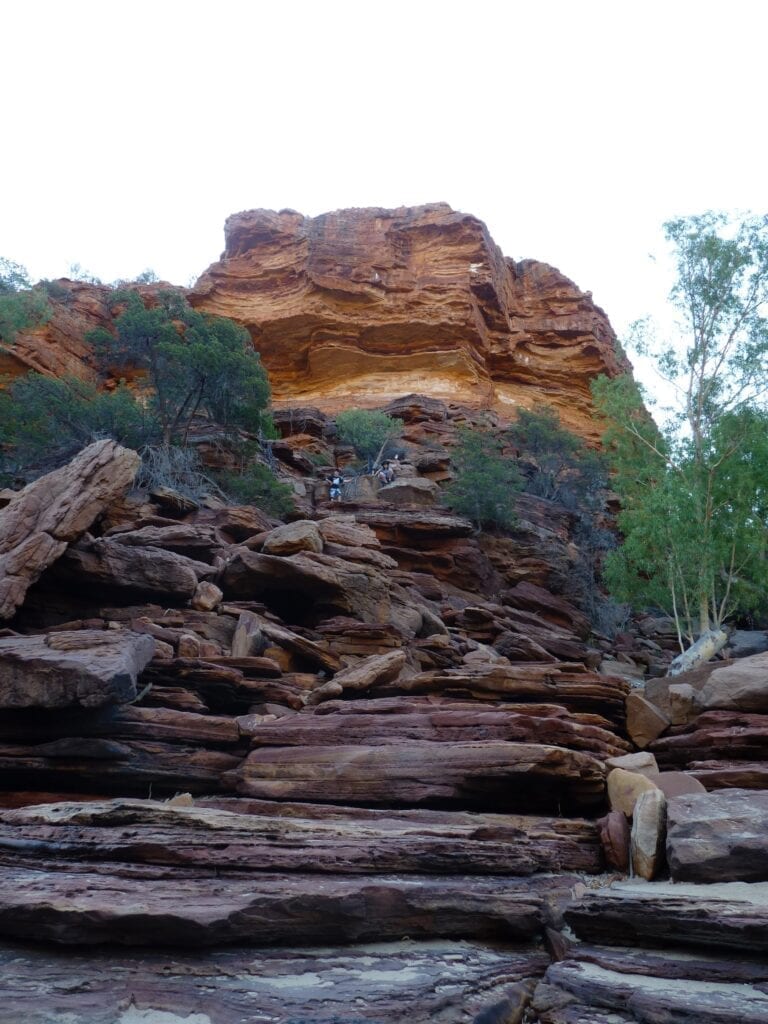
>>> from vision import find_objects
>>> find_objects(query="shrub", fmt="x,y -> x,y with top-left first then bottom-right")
443,428 -> 522,530
0,374 -> 159,482
335,408 -> 404,468
0,258 -> 51,343
87,290 -> 270,445
218,462 -> 294,517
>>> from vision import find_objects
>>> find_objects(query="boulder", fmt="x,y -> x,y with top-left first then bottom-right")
596,810 -> 630,872
377,478 -> 439,507
219,549 -> 391,624
626,691 -> 670,747
0,440 -> 140,619
653,771 -> 707,799
698,652 -> 768,713
667,788 -> 768,882
190,581 -> 223,611
607,767 -> 660,818
262,520 -> 323,556
56,537 -> 211,600
631,788 -> 666,880
0,630 -> 155,708
606,751 -> 659,777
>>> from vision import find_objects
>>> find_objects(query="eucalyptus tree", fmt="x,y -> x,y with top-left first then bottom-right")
594,212 -> 768,662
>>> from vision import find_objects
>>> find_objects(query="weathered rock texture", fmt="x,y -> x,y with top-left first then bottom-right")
191,204 -> 625,439
0,440 -> 140,619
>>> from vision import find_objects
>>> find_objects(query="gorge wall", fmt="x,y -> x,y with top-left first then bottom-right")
191,203 -> 626,439
5,204 -> 626,443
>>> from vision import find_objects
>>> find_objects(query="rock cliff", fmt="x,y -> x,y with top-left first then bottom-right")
191,203 -> 626,439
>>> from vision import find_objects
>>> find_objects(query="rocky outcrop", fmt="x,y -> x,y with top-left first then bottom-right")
191,204 -> 626,440
667,788 -> 768,882
0,630 -> 154,708
0,440 -> 140,619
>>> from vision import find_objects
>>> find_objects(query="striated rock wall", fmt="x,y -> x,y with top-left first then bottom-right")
191,203 -> 627,439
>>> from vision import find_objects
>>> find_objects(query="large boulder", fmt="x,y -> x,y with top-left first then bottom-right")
262,520 -> 323,556
0,629 -> 155,708
667,788 -> 768,882
698,653 -> 768,713
630,788 -> 666,880
219,549 -> 391,624
0,440 -> 140,619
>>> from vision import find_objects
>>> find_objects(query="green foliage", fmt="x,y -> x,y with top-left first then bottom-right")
443,428 -> 522,530
0,258 -> 51,343
88,290 -> 270,445
335,408 -> 404,466
218,462 -> 295,518
506,405 -> 606,509
0,374 -> 158,481
593,211 -> 768,644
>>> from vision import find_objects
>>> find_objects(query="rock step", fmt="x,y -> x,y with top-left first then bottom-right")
565,880 -> 768,954
0,797 -> 604,876
0,939 -> 550,1024
537,944 -> 768,1024
0,863 -> 578,947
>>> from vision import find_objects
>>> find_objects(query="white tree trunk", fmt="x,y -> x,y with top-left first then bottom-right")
666,628 -> 729,677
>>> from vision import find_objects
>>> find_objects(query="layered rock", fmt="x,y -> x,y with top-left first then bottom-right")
191,204 -> 625,439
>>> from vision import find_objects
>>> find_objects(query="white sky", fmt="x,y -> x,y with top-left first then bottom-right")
3,0 -> 766,347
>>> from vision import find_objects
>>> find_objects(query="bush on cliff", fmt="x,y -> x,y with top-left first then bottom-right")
87,290 -> 271,445
443,428 -> 522,530
0,258 -> 51,343
0,374 -> 159,482
335,408 -> 404,469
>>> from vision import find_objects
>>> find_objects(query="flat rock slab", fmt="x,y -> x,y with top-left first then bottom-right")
229,740 -> 606,812
0,630 -> 155,708
0,863 -> 576,946
667,788 -> 768,883
565,879 -> 768,954
539,945 -> 768,1024
0,796 -> 603,876
0,939 -> 549,1024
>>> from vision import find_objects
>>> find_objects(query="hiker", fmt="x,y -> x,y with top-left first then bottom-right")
377,462 -> 391,486
328,471 -> 348,501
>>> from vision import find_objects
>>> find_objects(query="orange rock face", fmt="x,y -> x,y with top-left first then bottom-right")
0,281 -> 111,382
191,203 -> 626,439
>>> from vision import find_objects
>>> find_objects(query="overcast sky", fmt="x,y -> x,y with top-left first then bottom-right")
3,0 -> 766,345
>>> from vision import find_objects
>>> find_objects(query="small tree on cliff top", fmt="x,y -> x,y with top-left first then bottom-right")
593,211 -> 768,654
335,408 -> 404,469
88,290 -> 270,444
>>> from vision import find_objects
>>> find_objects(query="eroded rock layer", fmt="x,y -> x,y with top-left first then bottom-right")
191,204 -> 625,439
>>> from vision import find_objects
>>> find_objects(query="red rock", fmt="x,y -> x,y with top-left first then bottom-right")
596,810 -> 630,871
191,204 -> 625,441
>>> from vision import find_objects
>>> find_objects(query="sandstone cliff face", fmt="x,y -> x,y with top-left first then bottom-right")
191,203 -> 626,439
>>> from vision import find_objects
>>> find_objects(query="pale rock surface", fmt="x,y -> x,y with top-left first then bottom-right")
261,520 -> 323,556
630,788 -> 667,880
667,788 -> 768,882
698,652 -> 768,713
607,767 -> 660,818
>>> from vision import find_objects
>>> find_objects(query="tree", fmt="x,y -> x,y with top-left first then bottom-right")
88,290 -> 271,444
0,374 -> 159,481
335,408 -> 404,469
593,211 -> 768,656
506,404 -> 605,509
0,258 -> 50,344
443,427 -> 522,530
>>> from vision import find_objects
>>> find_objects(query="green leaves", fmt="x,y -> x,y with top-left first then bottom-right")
88,290 -> 271,445
335,409 -> 404,466
443,428 -> 521,531
0,257 -> 51,343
